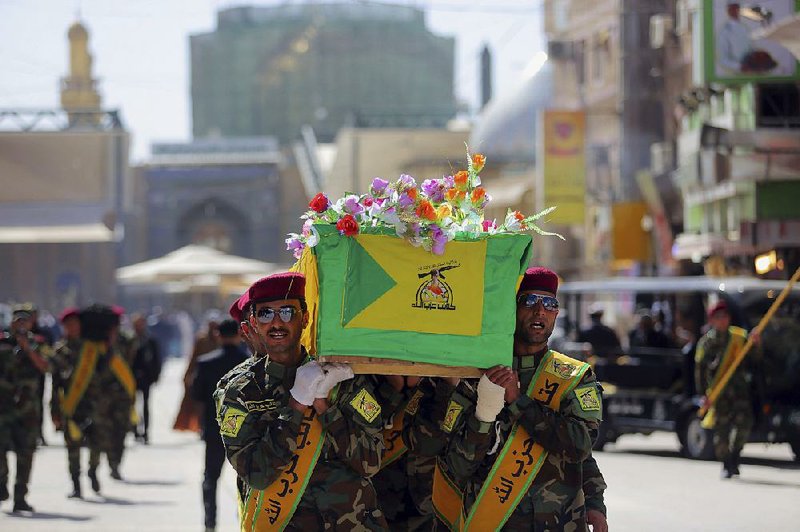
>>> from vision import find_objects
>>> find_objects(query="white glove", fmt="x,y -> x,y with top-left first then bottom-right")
315,363 -> 354,398
290,361 -> 325,406
475,374 -> 505,423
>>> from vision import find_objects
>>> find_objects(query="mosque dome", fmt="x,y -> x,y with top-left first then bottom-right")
469,57 -> 553,164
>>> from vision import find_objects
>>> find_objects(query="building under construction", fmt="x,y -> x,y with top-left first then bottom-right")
190,2 -> 457,143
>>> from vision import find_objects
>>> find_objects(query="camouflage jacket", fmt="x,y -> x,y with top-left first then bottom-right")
8,333 -> 51,428
442,351 -> 603,531
214,354 -> 391,527
695,327 -> 757,406
582,453 -> 607,517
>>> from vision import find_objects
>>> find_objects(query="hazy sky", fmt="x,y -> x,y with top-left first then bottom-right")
0,0 -> 544,161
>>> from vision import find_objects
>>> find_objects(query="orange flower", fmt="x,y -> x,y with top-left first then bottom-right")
436,204 -> 452,220
471,153 -> 486,172
453,171 -> 469,191
513,211 -> 525,221
415,200 -> 437,221
446,188 -> 466,202
471,187 -> 486,204
407,187 -> 418,201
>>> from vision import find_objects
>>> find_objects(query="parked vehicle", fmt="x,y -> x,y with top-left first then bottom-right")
559,276 -> 800,460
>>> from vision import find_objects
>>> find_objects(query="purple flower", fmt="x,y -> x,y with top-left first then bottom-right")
421,179 -> 445,202
409,222 -> 421,238
442,175 -> 455,189
370,177 -> 389,195
398,192 -> 415,209
343,194 -> 365,215
397,174 -> 416,189
285,236 -> 305,259
430,225 -> 448,255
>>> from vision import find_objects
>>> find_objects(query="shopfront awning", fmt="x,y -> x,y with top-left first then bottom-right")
0,223 -> 114,243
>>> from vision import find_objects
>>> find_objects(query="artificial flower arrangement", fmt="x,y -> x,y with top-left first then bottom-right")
286,148 -> 562,258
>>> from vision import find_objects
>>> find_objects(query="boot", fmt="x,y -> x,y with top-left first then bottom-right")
88,468 -> 101,494
730,452 -> 741,476
110,466 -> 122,481
13,498 -> 34,513
720,457 -> 734,479
68,476 -> 82,499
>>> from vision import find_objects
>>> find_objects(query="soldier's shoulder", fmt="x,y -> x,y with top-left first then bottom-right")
217,358 -> 261,401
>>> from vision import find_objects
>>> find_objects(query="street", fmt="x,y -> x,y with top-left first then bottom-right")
2,358 -> 799,531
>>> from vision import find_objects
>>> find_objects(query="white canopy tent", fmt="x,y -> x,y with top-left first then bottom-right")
116,244 -> 287,313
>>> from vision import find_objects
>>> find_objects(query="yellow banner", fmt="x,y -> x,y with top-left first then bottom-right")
242,407 -> 325,531
539,110 -> 586,225
343,235 -> 486,336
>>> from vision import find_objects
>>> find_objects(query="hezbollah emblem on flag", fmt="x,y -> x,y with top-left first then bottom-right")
413,262 -> 460,311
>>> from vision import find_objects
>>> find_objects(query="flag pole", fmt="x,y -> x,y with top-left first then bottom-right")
698,266 -> 800,418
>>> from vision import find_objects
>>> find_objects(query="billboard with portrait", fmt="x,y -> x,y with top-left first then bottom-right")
704,0 -> 800,83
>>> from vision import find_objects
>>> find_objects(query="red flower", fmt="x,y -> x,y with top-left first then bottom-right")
309,192 -> 330,213
471,153 -> 486,172
336,214 -> 360,236
363,197 -> 374,207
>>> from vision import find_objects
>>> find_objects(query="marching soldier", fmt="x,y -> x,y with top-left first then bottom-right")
214,272 -> 390,530
0,307 -> 50,513
50,307 -> 92,498
695,300 -> 760,479
433,267 -> 603,531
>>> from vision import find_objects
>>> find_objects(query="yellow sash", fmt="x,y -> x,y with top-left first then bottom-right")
701,326 -> 747,429
61,340 -> 102,418
433,351 -> 590,531
241,407 -> 326,531
109,351 -> 139,425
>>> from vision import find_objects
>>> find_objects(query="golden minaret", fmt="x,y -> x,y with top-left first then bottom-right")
60,21 -> 101,121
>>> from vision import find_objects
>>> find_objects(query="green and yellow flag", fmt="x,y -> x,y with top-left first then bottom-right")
311,225 -> 532,368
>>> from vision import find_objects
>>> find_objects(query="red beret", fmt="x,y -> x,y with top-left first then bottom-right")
59,306 -> 81,323
111,305 -> 126,316
708,300 -> 729,318
519,267 -> 559,295
229,291 -> 252,323
248,272 -> 305,304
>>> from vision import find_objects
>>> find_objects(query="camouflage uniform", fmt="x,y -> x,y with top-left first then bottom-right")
87,343 -> 134,477
0,333 -> 50,505
373,377 -> 442,531
441,352 -> 602,531
582,454 -> 607,519
50,338 -> 96,484
695,327 -> 757,466
214,354 -> 391,530
0,341 -> 18,502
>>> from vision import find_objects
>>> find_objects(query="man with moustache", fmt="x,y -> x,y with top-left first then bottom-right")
433,267 -> 603,531
214,272 -> 390,530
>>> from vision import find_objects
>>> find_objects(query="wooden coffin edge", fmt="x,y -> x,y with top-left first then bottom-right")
318,355 -> 483,377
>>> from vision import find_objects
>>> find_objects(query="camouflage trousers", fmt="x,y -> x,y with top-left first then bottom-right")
0,426 -> 38,500
500,489 -> 588,532
282,463 -> 389,531
713,403 -> 754,462
62,421 -> 101,479
89,399 -> 132,472
374,454 -> 437,531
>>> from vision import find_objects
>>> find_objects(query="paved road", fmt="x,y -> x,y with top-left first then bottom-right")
2,358 -> 799,531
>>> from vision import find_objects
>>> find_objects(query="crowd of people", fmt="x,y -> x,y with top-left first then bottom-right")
1,265 -> 763,530
186,267 -> 611,531
0,303 -> 162,511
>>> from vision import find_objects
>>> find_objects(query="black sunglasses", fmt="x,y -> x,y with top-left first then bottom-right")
517,293 -> 559,311
255,306 -> 299,324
